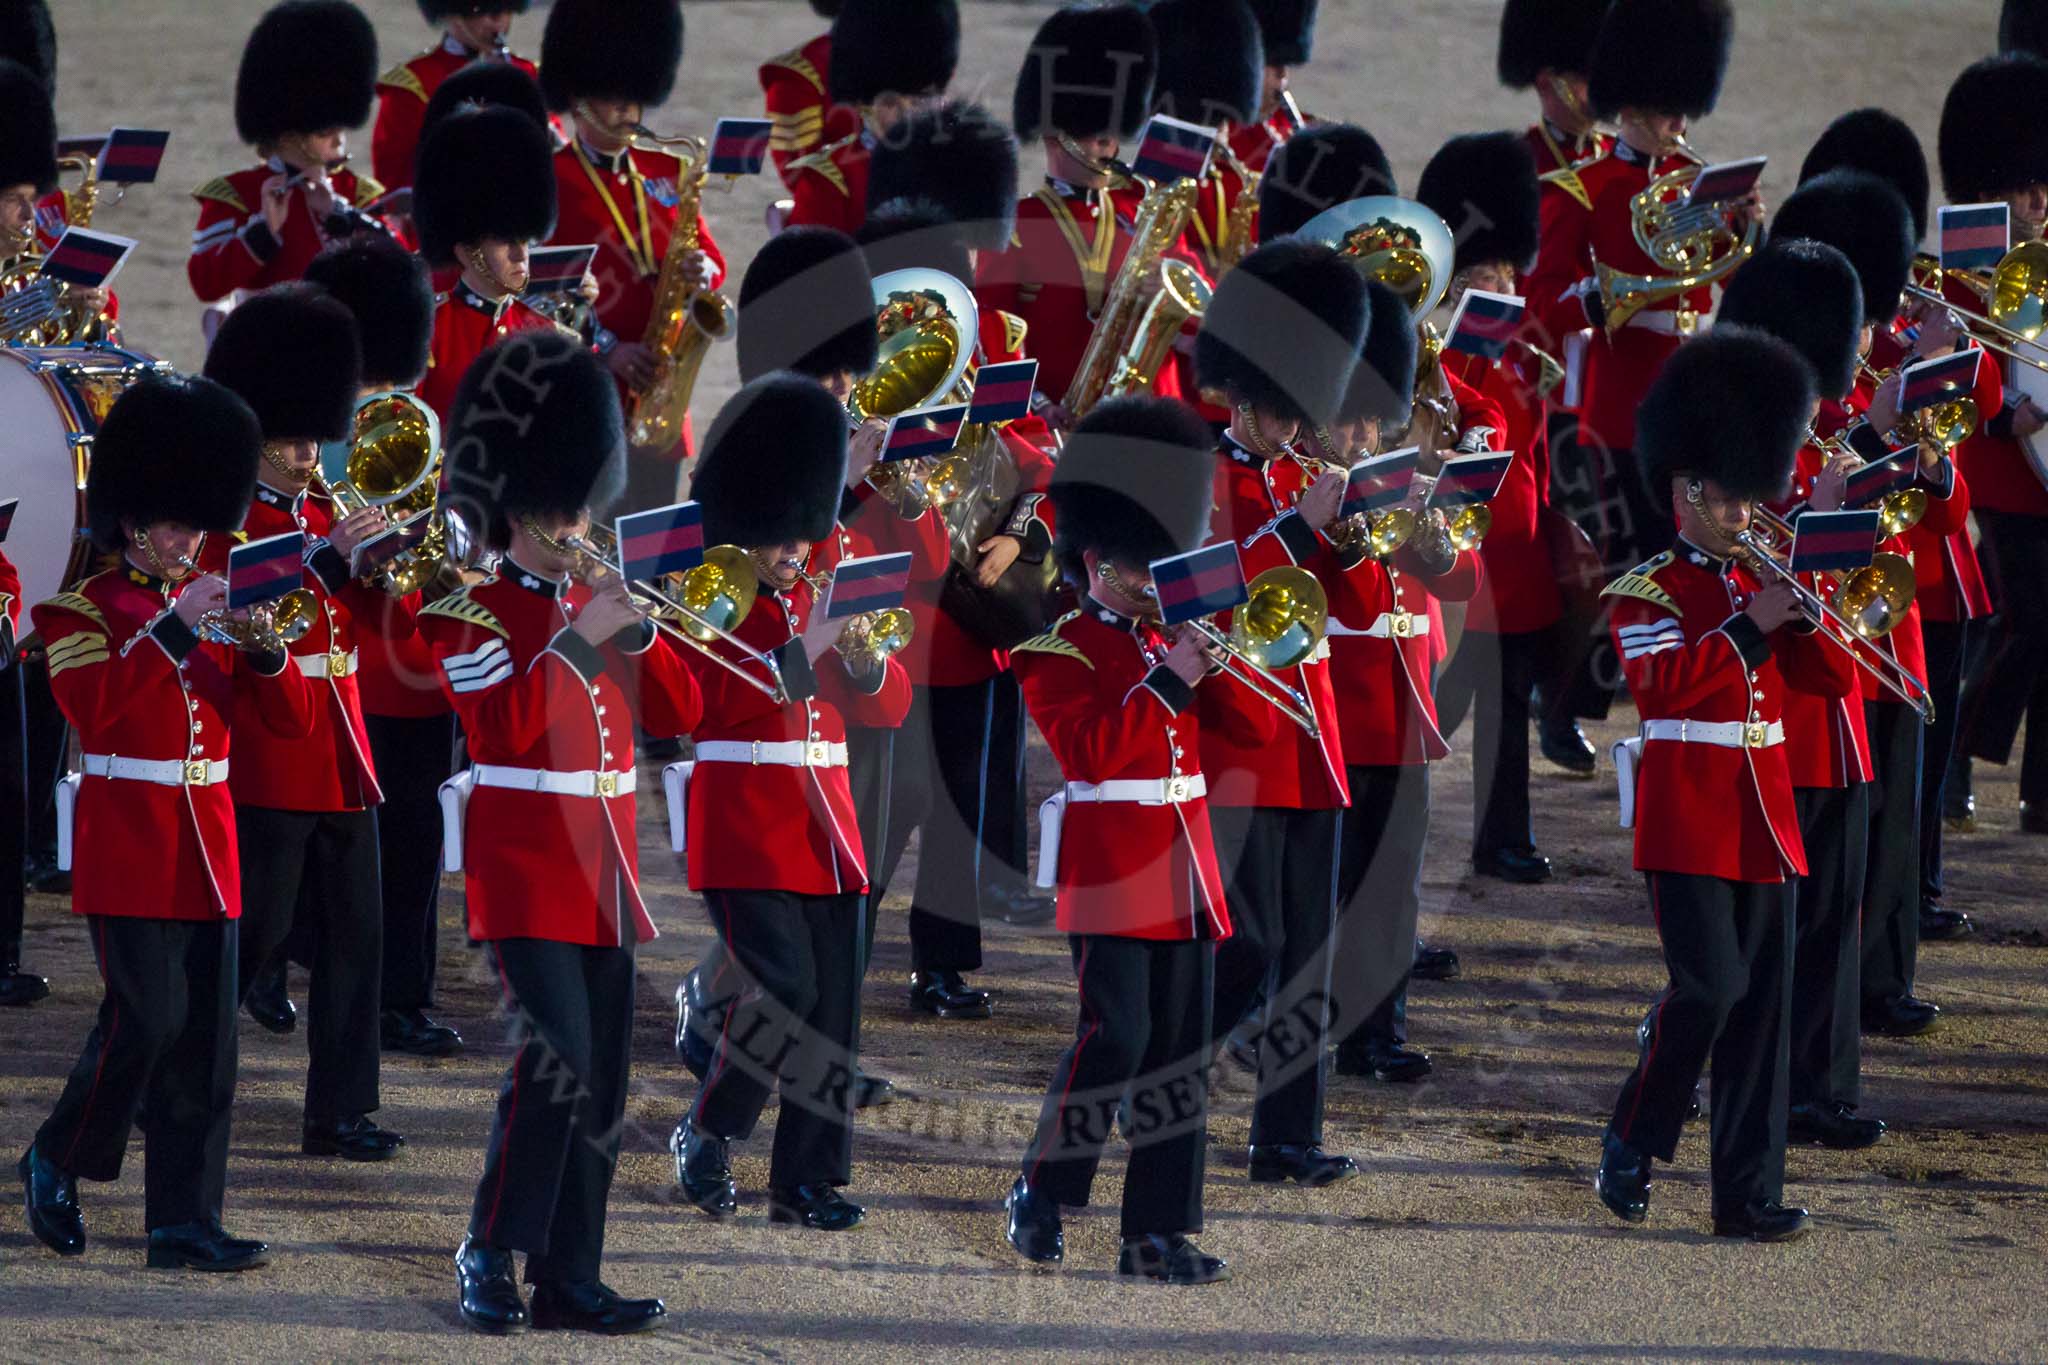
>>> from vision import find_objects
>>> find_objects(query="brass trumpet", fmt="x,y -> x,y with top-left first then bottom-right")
1295,450 -> 1418,559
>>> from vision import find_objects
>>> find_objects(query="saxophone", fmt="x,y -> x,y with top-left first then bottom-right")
1215,141 -> 1261,275
1062,175 -> 1209,421
626,133 -> 734,451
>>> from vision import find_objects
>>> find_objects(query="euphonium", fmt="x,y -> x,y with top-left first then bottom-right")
1595,143 -> 1759,333
626,134 -> 734,451
1063,173 -> 1208,420
848,269 -> 981,516
320,393 -> 448,596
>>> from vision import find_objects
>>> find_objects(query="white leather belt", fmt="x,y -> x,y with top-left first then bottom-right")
294,647 -> 358,679
1328,611 -> 1430,640
1640,718 -> 1784,749
1622,310 -> 1710,337
1065,774 -> 1206,805
472,763 -> 636,798
81,753 -> 229,787
694,739 -> 848,768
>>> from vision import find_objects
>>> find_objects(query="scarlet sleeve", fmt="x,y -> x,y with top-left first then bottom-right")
819,651 -> 911,728
1523,188 -> 1596,349
0,550 -> 18,633
371,86 -> 427,191
233,637 -> 320,740
1392,544 -> 1483,602
1610,594 -> 1760,715
424,616 -> 600,750
694,214 -> 727,291
188,192 -> 276,303
1015,645 -> 1191,780
602,625 -> 703,739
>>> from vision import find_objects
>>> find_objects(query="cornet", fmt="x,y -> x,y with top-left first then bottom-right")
174,557 -> 318,655
797,569 -> 916,670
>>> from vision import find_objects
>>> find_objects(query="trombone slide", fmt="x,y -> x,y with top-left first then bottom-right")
1182,619 -> 1321,738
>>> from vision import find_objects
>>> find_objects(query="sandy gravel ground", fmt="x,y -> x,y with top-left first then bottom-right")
2,1 -> 2044,1360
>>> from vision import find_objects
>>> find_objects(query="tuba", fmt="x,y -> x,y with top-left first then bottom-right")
848,268 -> 981,517
1595,144 -> 1759,333
0,151 -> 120,346
625,132 -> 735,451
1063,172 -> 1211,421
319,393 -> 448,596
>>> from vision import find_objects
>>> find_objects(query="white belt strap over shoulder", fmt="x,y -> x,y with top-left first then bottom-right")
437,769 -> 475,873
1621,310 -> 1711,337
80,753 -> 230,787
1034,775 -> 1209,889
662,760 -> 695,854
471,763 -> 637,798
1612,736 -> 1644,830
55,772 -> 81,872
693,739 -> 848,768
293,647 -> 359,679
1640,718 -> 1784,749
1327,611 -> 1431,640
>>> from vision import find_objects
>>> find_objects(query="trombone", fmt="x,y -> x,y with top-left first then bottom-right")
1150,566 -> 1328,738
1903,244 -> 2048,377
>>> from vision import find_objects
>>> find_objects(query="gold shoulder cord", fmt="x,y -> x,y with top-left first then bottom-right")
1032,185 -> 1117,318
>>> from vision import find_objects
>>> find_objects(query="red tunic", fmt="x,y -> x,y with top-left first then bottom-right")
370,39 -> 544,192
1869,324 -> 1995,620
1444,347 -> 1563,633
421,565 -> 700,944
1226,110 -> 1298,176
760,32 -> 860,190
188,161 -> 389,303
1519,126 -> 1611,416
1769,442 -> 1873,790
1326,546 -> 1481,767
1013,605 -> 1244,940
35,568 -> 317,921
418,281 -> 562,422
785,131 -> 871,238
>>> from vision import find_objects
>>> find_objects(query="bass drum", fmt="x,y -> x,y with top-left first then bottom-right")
0,344 -> 170,610
2010,340 -> 2048,489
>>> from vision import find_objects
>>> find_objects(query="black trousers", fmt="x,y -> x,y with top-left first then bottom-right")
1861,701 -> 1923,1008
36,915 -> 238,1230
1963,509 -> 2048,801
1607,872 -> 1792,1214
691,888 -> 861,1189
1790,785 -> 1868,1110
469,936 -> 636,1284
366,712 -> 459,1013
235,805 -> 384,1121
0,649 -> 24,962
909,675 -> 1033,971
1021,934 -> 1212,1236
853,686 -> 931,963
1329,764 -> 1430,1052
1208,804 -> 1339,1148
1442,630 -> 1540,857
1919,619 -> 1977,910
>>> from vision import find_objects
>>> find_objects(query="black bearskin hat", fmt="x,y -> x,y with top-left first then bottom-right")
304,238 -> 436,388
1248,0 -> 1318,65
1938,53 -> 2048,203
856,201 -> 976,293
0,1 -> 55,93
1339,278 -> 1417,424
235,1 -> 379,146
1014,4 -> 1158,143
1715,239 -> 1863,400
1587,0 -> 1732,121
420,58 -> 549,147
1257,123 -> 1395,240
1497,0 -> 1609,88
413,105 -> 557,267
692,374 -> 848,548
737,226 -> 878,384
1637,328 -> 1814,502
2004,0 -> 2048,57
1799,108 -> 1930,241
1048,395 -> 1215,581
812,1 -> 842,17
86,376 -> 263,552
445,332 -> 624,551
417,2 -> 531,21
829,0 -> 959,106
864,100 -> 1018,251
0,58 -> 54,194
1197,238 -> 1369,426
1416,131 -> 1541,275
1769,169 -> 1915,325
204,284 -> 363,442
539,0 -> 682,112
1150,0 -> 1264,129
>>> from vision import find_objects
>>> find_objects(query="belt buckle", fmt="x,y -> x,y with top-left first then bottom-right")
1745,721 -> 1768,749
326,650 -> 348,678
1390,613 -> 1412,639
1675,309 -> 1699,337
1165,775 -> 1191,803
596,772 -> 619,798
183,759 -> 210,786
807,741 -> 831,766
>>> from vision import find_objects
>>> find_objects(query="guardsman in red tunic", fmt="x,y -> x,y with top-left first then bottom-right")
669,376 -> 911,1234
414,105 -> 563,420
188,2 -> 389,326
0,31 -> 117,334
1941,55 -> 2048,841
1148,0 -> 1264,282
538,0 -> 725,508
371,2 -> 540,194
1193,239 -> 1368,1189
784,0 -> 959,238
1228,0 -> 1318,175
427,333 -> 698,1336
200,286 -> 409,1162
1717,237 -> 1892,1152
19,376 -> 315,1272
1594,329 -> 1852,1243
761,1 -> 859,189
1002,397 -> 1246,1285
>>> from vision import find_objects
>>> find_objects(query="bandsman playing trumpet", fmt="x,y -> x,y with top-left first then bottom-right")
18,376 -> 315,1273
1229,0 -> 1319,175
371,1 -> 542,196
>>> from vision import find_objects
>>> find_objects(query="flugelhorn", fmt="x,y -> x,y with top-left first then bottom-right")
798,569 -> 915,670
318,393 -> 448,596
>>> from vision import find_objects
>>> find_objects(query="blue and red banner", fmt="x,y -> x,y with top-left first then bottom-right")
525,244 -> 596,294
617,501 -> 706,582
1427,451 -> 1515,509
825,552 -> 913,620
1444,289 -> 1525,361
227,532 -> 306,610
1342,447 -> 1420,519
1843,448 -> 1919,509
1681,156 -> 1766,207
1899,349 -> 1982,414
1149,542 -> 1247,626
350,514 -> 433,576
1788,509 -> 1881,574
708,118 -> 775,178
97,128 -> 171,184
39,227 -> 135,287
1130,114 -> 1219,186
1940,202 -> 2009,273
967,359 -> 1038,425
882,403 -> 968,461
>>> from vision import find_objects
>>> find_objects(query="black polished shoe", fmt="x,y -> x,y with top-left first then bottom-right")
1223,1020 -> 1261,1073
1247,1144 -> 1358,1188
244,960 -> 295,1036
854,1071 -> 896,1110
381,1008 -> 463,1058
302,1114 -> 405,1161
146,1221 -> 269,1271
1411,943 -> 1460,981
908,969 -> 992,1020
1788,1102 -> 1886,1150
1117,1233 -> 1230,1285
19,1145 -> 84,1256
1473,847 -> 1553,884
1713,1201 -> 1811,1242
993,883 -> 1058,926
673,970 -> 723,1081
2023,802 -> 2048,836
455,1236 -> 528,1334
1539,718 -> 1598,777
1918,905 -> 1974,942
1862,995 -> 1940,1037
1944,789 -> 1977,833
670,1124 -> 736,1217
23,852 -> 69,896
0,965 -> 48,1007
1004,1176 -> 1063,1264
1594,1134 -> 1651,1224
768,1183 -> 864,1231
1333,1043 -> 1433,1084
530,1279 -> 666,1335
